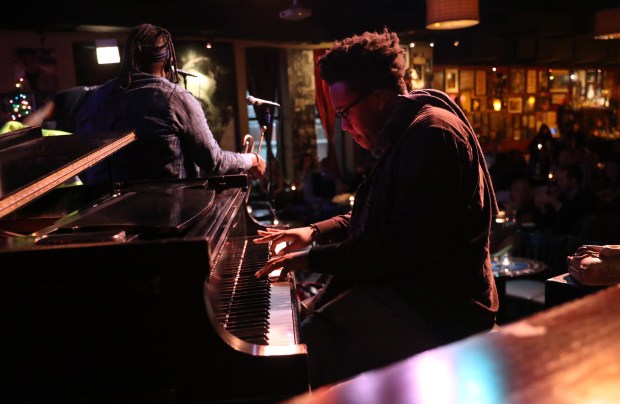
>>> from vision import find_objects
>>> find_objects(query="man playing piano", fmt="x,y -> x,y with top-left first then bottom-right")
255,28 -> 499,388
76,23 -> 265,184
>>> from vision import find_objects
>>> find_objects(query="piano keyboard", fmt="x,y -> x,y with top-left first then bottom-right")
215,237 -> 298,346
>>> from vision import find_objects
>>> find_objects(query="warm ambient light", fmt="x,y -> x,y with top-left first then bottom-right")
95,39 -> 120,64
492,98 -> 502,111
426,0 -> 479,30
594,7 -> 620,39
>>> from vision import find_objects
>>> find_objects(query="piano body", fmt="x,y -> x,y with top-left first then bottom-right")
0,127 -> 309,403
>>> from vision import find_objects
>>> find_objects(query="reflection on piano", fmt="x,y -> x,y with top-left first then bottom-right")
0,127 -> 309,403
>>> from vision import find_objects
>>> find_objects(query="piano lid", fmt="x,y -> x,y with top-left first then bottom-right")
0,126 -> 136,219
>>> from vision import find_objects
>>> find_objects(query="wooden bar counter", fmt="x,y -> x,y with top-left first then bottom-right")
286,284 -> 620,404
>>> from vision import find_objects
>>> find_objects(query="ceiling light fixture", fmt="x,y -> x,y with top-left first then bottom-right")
594,7 -> 620,39
279,0 -> 312,21
426,0 -> 479,30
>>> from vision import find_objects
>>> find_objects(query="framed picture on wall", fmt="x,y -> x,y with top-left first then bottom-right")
475,70 -> 487,95
538,70 -> 549,93
431,71 -> 445,91
460,70 -> 474,91
549,69 -> 570,92
445,68 -> 459,93
509,68 -> 525,94
526,69 -> 537,94
507,97 -> 523,113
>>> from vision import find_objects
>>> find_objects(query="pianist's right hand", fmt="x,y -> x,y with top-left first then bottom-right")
253,226 -> 314,256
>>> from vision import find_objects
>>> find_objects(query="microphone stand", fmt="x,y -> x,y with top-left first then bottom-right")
176,70 -> 190,89
262,107 -> 274,209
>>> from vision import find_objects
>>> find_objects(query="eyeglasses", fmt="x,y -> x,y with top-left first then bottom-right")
336,91 -> 373,123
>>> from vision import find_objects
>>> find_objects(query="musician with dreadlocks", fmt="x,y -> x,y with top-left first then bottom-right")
76,23 -> 265,185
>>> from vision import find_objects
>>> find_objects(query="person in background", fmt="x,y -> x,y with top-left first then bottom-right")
23,85 -> 99,133
303,157 -> 338,206
534,164 -> 598,238
527,123 -> 557,183
76,23 -> 265,185
14,47 -> 59,107
253,28 -> 498,388
295,151 -> 317,192
563,120 -> 587,150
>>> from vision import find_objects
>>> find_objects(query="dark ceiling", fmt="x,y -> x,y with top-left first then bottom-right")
5,0 -> 620,66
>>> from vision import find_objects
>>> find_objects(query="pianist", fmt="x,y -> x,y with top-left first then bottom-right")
75,23 -> 265,185
254,28 -> 499,388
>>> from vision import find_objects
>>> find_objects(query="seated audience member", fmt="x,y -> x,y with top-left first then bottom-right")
303,157 -> 338,206
295,151 -> 317,191
489,149 -> 530,191
592,156 -> 620,242
491,177 -> 538,253
23,85 -> 99,133
528,124 -> 557,181
504,178 -> 538,224
75,23 -> 265,185
563,120 -> 587,150
534,164 -> 598,237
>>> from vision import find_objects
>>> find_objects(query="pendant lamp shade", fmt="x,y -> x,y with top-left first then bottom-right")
594,7 -> 620,40
426,0 -> 479,30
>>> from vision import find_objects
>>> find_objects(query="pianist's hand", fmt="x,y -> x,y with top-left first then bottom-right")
253,226 -> 314,256
255,250 -> 310,281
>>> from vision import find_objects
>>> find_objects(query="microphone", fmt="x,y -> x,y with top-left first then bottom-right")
174,68 -> 198,78
246,95 -> 280,108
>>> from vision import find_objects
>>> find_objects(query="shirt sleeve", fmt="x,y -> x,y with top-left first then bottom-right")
173,90 -> 253,175
308,126 -> 467,281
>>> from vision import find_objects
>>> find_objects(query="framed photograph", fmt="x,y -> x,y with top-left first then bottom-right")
549,69 -> 570,92
475,70 -> 487,95
526,69 -> 537,94
460,70 -> 474,91
538,70 -> 549,93
507,97 -> 523,114
431,71 -> 444,91
445,68 -> 459,93
509,68 -> 525,94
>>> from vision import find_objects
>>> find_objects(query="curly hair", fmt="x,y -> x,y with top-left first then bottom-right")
117,23 -> 180,90
317,28 -> 407,95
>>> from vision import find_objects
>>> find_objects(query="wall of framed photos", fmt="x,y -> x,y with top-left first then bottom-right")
431,65 -> 619,151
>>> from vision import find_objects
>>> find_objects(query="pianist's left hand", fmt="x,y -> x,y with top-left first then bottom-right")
255,250 -> 310,281
253,226 -> 315,256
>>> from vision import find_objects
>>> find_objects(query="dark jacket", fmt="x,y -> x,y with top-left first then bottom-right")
75,73 -> 253,185
309,89 -> 499,341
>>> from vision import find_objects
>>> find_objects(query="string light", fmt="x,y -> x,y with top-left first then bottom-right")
10,78 -> 31,121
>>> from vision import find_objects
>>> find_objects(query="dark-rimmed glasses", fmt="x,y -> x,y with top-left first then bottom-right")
336,91 -> 373,123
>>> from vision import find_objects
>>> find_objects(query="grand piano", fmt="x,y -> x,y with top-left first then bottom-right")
0,126 -> 309,403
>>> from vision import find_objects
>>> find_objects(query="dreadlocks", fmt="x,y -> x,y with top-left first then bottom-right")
118,23 -> 180,90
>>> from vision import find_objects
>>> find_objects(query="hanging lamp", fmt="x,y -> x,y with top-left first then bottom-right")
426,0 -> 479,30
594,7 -> 620,40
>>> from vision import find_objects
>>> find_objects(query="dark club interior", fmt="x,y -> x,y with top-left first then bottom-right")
2,1 -> 620,403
